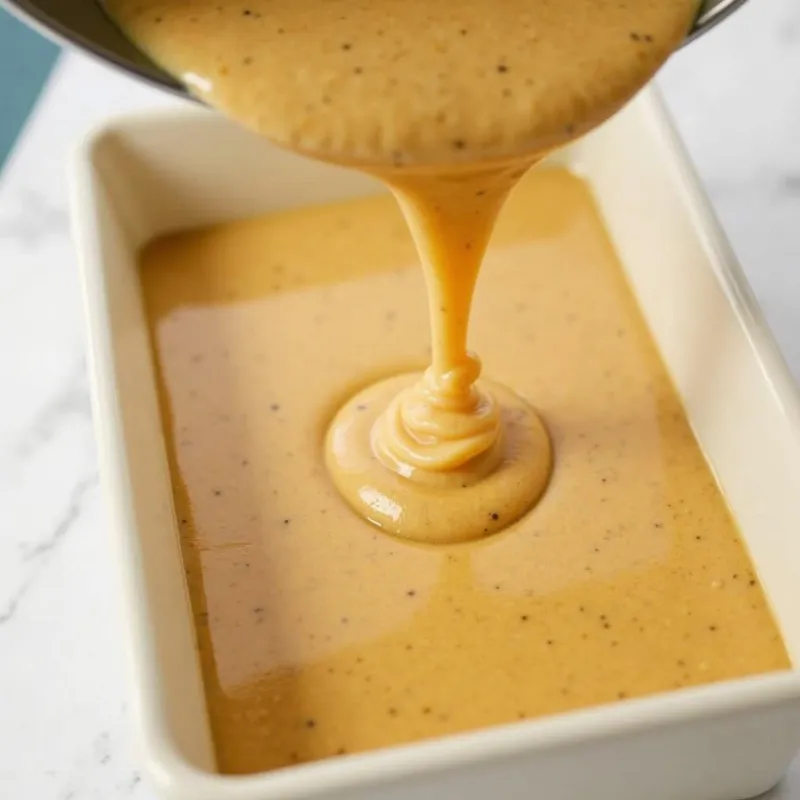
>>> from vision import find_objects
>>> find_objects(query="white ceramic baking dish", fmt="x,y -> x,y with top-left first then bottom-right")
70,87 -> 800,800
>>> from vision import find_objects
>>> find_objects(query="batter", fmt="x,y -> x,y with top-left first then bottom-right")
141,169 -> 790,774
109,0 -> 788,775
107,0 -> 697,167
108,0 -> 702,542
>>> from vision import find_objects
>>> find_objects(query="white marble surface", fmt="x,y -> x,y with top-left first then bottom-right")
0,0 -> 799,797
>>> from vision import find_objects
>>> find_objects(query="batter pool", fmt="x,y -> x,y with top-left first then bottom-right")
139,168 -> 790,775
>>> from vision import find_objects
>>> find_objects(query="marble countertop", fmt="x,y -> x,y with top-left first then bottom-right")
1,1 -> 799,797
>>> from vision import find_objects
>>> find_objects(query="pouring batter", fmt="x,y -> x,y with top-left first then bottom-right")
108,0 -> 701,542
116,0 -> 792,774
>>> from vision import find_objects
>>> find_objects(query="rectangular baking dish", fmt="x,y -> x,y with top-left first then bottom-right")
70,87 -> 800,800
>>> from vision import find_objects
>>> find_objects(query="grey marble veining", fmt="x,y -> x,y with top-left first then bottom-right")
0,54 -> 176,800
0,1 -> 799,796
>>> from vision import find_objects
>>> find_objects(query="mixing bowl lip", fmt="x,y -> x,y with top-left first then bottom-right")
0,0 -> 188,98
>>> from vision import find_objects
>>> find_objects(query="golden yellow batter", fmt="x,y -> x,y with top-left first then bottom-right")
141,168 -> 790,775
107,0 -> 697,167
327,163 -> 553,541
109,0 -> 702,542
115,0 -> 787,775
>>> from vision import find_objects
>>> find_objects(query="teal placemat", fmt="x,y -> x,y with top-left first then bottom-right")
0,7 -> 60,169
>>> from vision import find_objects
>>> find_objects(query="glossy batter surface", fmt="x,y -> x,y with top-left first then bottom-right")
141,168 -> 790,775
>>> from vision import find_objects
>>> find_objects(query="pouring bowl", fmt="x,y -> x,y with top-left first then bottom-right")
1,0 -> 750,102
